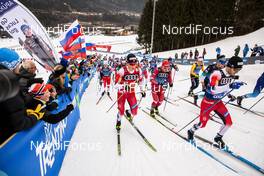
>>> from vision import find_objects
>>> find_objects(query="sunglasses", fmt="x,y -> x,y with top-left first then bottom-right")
128,59 -> 137,65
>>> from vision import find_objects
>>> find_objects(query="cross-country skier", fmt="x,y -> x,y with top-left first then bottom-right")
187,56 -> 244,148
200,55 -> 227,91
237,72 -> 264,106
188,57 -> 205,96
140,58 -> 149,89
99,61 -> 113,96
149,57 -> 157,74
150,60 -> 173,117
115,54 -> 146,131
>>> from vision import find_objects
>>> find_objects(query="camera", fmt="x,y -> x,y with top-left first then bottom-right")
0,69 -> 20,103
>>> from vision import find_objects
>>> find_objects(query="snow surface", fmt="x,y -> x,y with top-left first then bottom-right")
1,26 -> 264,176
59,63 -> 264,176
155,28 -> 264,59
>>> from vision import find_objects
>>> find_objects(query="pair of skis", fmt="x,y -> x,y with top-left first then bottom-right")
177,96 -> 250,134
141,107 -> 264,175
96,92 -> 113,105
140,107 -> 240,174
225,101 -> 264,118
117,114 -> 157,156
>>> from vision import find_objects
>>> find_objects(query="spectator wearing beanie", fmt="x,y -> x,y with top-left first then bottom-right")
48,64 -> 72,95
27,83 -> 74,124
0,48 -> 39,144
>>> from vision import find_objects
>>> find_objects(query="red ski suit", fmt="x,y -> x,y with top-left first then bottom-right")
116,66 -> 142,116
151,68 -> 172,108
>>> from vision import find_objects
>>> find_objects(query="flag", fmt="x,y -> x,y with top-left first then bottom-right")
67,37 -> 85,51
60,20 -> 82,51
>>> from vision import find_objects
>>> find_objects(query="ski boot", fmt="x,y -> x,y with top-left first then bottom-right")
187,129 -> 194,141
188,90 -> 194,96
107,91 -> 110,96
237,96 -> 243,106
154,107 -> 160,115
125,110 -> 133,122
150,107 -> 155,118
116,119 -> 121,131
214,134 -> 225,149
193,95 -> 198,105
101,91 -> 105,97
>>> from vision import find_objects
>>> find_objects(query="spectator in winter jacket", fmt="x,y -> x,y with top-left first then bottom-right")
48,64 -> 72,95
0,48 -> 39,144
174,53 -> 178,60
189,50 -> 193,59
251,44 -> 259,57
216,47 -> 221,58
243,44 -> 249,58
258,46 -> 264,56
234,45 -> 240,56
45,84 -> 59,111
27,83 -> 74,124
17,60 -> 43,104
202,48 -> 207,58
194,49 -> 199,60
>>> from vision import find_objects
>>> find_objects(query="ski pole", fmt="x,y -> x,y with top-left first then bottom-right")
163,86 -> 171,112
173,90 -> 204,102
170,69 -> 176,95
176,89 -> 234,133
243,95 -> 264,115
177,77 -> 191,82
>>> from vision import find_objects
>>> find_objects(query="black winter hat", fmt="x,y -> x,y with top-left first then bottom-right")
126,53 -> 137,62
53,65 -> 66,77
227,56 -> 243,69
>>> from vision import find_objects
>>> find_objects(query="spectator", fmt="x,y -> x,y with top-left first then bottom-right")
234,45 -> 240,56
258,46 -> 264,56
18,60 -> 43,103
243,44 -> 249,58
216,47 -> 221,58
0,48 -> 39,144
48,64 -> 72,95
194,48 -> 199,60
251,44 -> 258,57
189,50 -> 193,59
27,83 -> 74,124
181,52 -> 185,59
202,48 -> 207,58
175,53 -> 178,60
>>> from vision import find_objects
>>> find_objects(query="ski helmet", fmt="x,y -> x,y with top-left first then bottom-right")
227,56 -> 243,69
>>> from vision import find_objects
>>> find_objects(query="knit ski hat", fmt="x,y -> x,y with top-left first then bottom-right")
0,48 -> 21,70
20,24 -> 30,33
227,56 -> 243,69
53,64 -> 66,77
29,83 -> 49,97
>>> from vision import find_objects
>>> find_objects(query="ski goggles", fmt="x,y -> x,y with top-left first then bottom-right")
128,59 -> 138,65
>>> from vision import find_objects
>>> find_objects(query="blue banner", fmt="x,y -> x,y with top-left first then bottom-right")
0,70 -> 95,176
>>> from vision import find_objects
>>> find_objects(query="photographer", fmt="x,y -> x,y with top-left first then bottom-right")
0,48 -> 39,144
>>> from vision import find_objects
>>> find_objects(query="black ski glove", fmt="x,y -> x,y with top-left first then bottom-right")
228,94 -> 236,102
66,104 -> 74,111
141,91 -> 146,98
